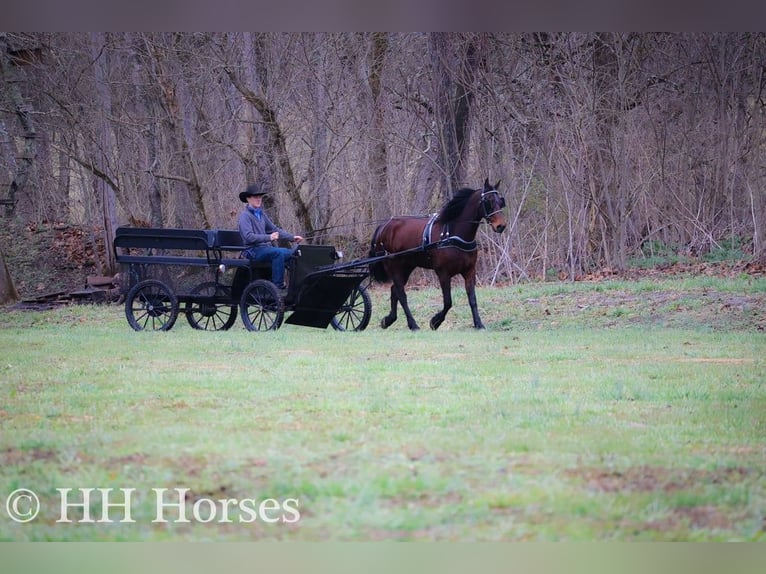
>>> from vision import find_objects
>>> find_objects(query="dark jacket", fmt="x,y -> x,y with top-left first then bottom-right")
237,206 -> 295,248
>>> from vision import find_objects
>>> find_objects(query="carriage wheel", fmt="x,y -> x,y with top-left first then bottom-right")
125,279 -> 179,331
239,280 -> 284,331
331,284 -> 372,332
185,281 -> 238,331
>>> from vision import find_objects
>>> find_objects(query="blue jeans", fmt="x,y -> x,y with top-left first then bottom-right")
242,245 -> 294,287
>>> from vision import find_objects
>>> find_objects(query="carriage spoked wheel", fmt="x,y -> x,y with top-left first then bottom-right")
239,279 -> 284,331
331,284 -> 372,331
125,279 -> 179,331
185,281 -> 238,331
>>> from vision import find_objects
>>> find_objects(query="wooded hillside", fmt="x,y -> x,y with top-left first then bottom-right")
2,32 -> 765,283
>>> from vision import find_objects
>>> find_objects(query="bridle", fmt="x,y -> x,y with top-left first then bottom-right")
480,188 -> 506,221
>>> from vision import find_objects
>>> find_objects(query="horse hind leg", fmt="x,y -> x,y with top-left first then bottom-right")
380,284 -> 399,329
396,283 -> 421,331
382,269 -> 420,331
397,287 -> 420,330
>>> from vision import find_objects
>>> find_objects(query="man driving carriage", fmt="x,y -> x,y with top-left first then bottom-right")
237,184 -> 303,290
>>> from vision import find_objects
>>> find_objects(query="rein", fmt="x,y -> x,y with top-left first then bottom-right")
374,235 -> 478,259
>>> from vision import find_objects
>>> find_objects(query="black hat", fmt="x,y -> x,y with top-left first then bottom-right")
239,184 -> 268,202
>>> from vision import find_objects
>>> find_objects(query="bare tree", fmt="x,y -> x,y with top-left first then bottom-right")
3,32 -> 766,287
216,33 -> 313,235
0,33 -> 38,217
367,32 -> 390,222
0,247 -> 19,305
426,33 -> 483,199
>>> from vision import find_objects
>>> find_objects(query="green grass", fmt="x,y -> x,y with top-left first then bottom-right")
0,277 -> 764,541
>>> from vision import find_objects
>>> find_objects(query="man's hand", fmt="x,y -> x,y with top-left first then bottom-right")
269,231 -> 280,241
293,235 -> 304,244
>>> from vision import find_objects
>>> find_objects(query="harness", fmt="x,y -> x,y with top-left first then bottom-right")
376,185 -> 506,257
422,214 -> 437,247
422,214 -> 477,252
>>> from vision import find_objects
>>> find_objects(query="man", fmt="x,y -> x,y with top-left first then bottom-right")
238,184 -> 303,289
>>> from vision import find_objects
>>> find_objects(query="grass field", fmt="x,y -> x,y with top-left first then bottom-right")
0,275 -> 764,541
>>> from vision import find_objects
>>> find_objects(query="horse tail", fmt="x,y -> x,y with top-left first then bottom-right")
368,224 -> 389,283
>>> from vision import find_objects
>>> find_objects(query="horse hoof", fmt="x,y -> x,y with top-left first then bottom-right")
429,318 -> 441,330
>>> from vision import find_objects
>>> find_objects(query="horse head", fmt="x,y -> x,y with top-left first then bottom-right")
481,178 -> 507,233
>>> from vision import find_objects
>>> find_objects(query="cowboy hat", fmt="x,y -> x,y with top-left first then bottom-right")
239,184 -> 268,202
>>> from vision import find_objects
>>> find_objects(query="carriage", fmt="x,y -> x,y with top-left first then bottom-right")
113,227 -> 372,332
114,178 -> 507,333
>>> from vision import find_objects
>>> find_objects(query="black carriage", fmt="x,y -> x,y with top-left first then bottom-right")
113,227 -> 372,332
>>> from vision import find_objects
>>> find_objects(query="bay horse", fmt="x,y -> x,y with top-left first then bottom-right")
369,178 -> 507,330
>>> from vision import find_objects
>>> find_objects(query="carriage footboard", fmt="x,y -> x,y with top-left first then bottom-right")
285,272 -> 368,329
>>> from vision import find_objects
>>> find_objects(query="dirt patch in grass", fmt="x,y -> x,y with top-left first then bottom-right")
631,506 -> 735,532
107,452 -> 150,467
675,505 -> 735,530
677,357 -> 755,364
0,446 -> 58,465
568,465 -> 761,536
568,465 -> 754,494
497,287 -> 766,332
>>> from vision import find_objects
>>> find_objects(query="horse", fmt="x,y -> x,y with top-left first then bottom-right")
369,178 -> 507,331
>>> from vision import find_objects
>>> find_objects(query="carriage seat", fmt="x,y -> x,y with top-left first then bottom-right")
210,229 -> 273,271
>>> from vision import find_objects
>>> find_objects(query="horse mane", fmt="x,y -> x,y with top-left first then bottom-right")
436,187 -> 476,224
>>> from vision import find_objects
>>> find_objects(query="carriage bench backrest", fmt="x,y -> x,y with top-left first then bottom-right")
211,230 -> 342,284
114,227 -> 215,252
212,230 -> 245,252
113,227 -> 221,269
210,230 -> 337,279
212,232 -> 345,286
113,227 -> 249,265
210,231 -> 343,283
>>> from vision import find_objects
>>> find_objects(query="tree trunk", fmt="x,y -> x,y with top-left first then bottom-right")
428,33 -> 480,199
91,32 -> 117,273
145,34 -> 209,229
0,33 -> 37,217
0,248 -> 19,305
368,32 -> 390,221
307,33 -> 332,231
224,61 -> 313,235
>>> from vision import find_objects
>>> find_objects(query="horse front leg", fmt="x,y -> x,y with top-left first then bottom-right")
429,273 -> 453,330
463,270 -> 485,329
